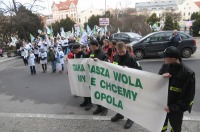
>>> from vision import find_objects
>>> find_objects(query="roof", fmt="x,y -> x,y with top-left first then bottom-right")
52,0 -> 78,11
195,1 -> 200,7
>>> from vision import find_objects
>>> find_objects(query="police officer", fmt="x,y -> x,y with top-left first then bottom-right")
111,41 -> 142,129
89,40 -> 110,116
159,46 -> 195,132
71,44 -> 92,110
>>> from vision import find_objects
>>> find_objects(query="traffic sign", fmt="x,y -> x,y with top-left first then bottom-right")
99,18 -> 109,26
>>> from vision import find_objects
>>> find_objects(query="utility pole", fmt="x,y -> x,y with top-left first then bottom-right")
105,0 -> 106,18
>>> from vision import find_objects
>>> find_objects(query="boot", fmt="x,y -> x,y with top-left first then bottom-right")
124,119 -> 134,129
80,100 -> 88,107
93,106 -> 103,115
111,113 -> 124,122
101,107 -> 108,116
85,103 -> 93,111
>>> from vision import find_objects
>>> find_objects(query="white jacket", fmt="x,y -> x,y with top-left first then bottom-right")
39,52 -> 47,64
28,53 -> 35,66
59,51 -> 65,64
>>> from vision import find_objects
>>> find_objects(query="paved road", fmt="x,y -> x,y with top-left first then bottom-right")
0,38 -> 200,131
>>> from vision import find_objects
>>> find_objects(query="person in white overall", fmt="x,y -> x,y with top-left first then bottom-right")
27,50 -> 36,75
39,48 -> 47,73
58,47 -> 65,72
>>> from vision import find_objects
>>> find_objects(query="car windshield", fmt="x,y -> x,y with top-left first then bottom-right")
127,33 -> 141,38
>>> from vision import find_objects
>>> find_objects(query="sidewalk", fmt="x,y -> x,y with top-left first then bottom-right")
0,55 -> 18,63
0,113 -> 199,132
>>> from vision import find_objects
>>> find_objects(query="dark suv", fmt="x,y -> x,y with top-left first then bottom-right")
129,31 -> 197,59
112,32 -> 142,44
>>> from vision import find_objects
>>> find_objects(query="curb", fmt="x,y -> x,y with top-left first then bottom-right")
0,56 -> 18,63
0,113 -> 199,121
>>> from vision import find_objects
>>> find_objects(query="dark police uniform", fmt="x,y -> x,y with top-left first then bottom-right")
89,46 -> 110,115
159,46 -> 195,132
111,51 -> 142,129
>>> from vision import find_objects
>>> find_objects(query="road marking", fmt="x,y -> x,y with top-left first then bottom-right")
0,113 -> 199,121
140,58 -> 200,62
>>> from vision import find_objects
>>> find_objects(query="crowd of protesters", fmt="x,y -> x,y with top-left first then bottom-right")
14,30 -> 195,132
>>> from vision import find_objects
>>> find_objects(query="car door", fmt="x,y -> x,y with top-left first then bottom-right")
178,33 -> 191,48
141,33 -> 169,56
121,33 -> 131,43
113,33 -> 121,42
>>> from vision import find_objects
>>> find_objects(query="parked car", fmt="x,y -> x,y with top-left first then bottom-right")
0,48 -> 3,57
128,31 -> 197,59
111,32 -> 142,44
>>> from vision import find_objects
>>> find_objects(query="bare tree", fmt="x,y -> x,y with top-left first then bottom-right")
0,0 -> 45,43
0,0 -> 45,15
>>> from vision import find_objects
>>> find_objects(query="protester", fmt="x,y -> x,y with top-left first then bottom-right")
126,45 -> 134,56
58,47 -> 65,72
110,40 -> 117,63
33,43 -> 40,63
159,46 -> 195,132
100,31 -> 112,46
20,46 -> 28,66
89,40 -> 109,115
169,30 -> 182,47
48,47 -> 57,73
40,48 -> 47,73
27,50 -> 36,75
81,45 -> 90,54
111,42 -> 142,129
102,39 -> 112,59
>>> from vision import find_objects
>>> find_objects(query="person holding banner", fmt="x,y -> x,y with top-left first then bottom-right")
111,41 -> 142,129
89,40 -> 110,116
71,44 -> 92,110
159,46 -> 195,132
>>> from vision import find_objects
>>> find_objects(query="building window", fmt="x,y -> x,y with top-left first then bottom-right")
183,13 -> 185,16
188,12 -> 190,16
79,18 -> 81,23
71,14 -> 73,17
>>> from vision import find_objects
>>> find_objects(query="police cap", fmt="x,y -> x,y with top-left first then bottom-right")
163,46 -> 180,59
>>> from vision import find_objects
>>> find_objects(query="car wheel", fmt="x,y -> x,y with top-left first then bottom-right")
135,50 -> 144,60
181,48 -> 192,58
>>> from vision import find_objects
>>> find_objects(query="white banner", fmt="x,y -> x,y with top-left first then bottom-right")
68,58 -> 168,132
88,59 -> 168,132
68,59 -> 91,97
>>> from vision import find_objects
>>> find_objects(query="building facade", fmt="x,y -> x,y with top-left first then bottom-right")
78,8 -> 103,25
51,0 -> 78,23
135,0 -> 199,20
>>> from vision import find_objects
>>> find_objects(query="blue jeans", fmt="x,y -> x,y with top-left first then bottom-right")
51,61 -> 56,72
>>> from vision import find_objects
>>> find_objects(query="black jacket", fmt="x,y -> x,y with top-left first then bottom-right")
159,63 -> 195,113
113,51 -> 142,70
74,51 -> 89,58
89,47 -> 109,62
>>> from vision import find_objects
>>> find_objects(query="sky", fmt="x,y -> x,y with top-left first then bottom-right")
4,0 -> 200,15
